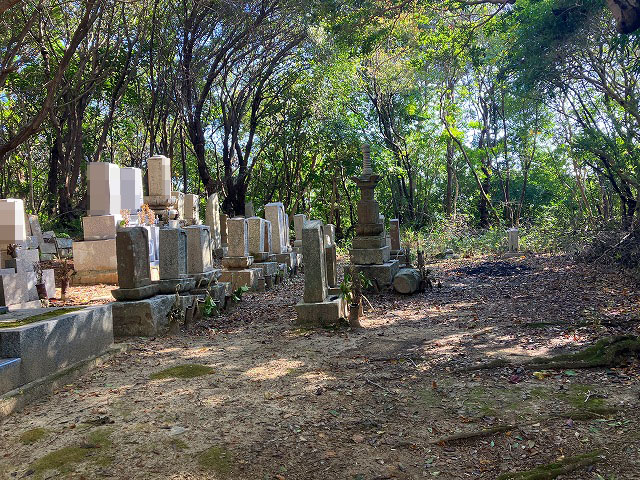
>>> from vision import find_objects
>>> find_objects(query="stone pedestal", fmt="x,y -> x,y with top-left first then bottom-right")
221,217 -> 262,291
72,239 -> 118,285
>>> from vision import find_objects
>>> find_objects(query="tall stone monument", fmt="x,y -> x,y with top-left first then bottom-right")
295,220 -> 346,325
206,193 -> 224,257
112,227 -> 159,300
144,155 -> 177,218
265,202 -> 297,273
348,145 -> 399,289
184,194 -> 199,224
247,217 -> 278,289
120,167 -> 143,213
293,214 -> 306,251
220,217 -> 263,291
158,227 -> 195,293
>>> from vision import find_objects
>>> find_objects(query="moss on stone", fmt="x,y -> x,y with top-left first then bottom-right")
0,307 -> 84,329
19,427 -> 47,445
197,445 -> 234,475
497,451 -> 602,479
31,446 -> 90,477
532,336 -> 640,369
151,364 -> 214,380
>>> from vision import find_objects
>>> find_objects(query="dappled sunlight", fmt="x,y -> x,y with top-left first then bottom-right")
243,358 -> 306,381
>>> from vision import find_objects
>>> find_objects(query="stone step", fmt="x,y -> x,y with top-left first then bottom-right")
0,357 -> 21,395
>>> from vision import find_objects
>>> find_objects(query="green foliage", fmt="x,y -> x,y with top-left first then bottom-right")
231,286 -> 250,302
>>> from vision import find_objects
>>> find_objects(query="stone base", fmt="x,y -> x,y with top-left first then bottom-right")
274,252 -> 297,272
219,268 -> 262,291
250,252 -> 270,262
157,277 -> 196,294
295,295 -> 347,326
222,256 -> 253,269
350,246 -> 391,265
192,269 -> 222,288
71,270 -> 118,285
348,260 -> 400,290
0,305 -> 113,395
72,239 -> 117,272
112,295 -> 178,336
111,283 -> 159,301
252,261 -> 279,277
352,235 -> 386,250
7,300 -> 42,311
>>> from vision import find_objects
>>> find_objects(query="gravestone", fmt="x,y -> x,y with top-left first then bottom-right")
206,193 -> 222,254
220,217 -> 263,291
348,145 -> 399,289
28,215 -> 44,250
323,224 -> 335,247
112,227 -> 158,300
508,228 -> 519,253
0,199 -> 27,247
184,194 -> 199,224
293,214 -> 306,249
220,213 -> 229,247
158,227 -> 194,294
247,217 -> 268,262
389,219 -> 401,251
325,243 -> 337,289
295,221 -> 346,325
87,162 -> 121,216
172,191 -> 185,219
120,167 -> 143,213
245,201 -> 255,217
185,225 -> 213,276
144,156 -> 176,217
82,215 -> 118,241
265,202 -> 297,273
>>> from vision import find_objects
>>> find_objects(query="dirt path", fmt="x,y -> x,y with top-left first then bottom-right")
1,255 -> 639,479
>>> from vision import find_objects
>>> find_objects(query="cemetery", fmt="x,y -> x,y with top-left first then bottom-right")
1,1 -> 640,478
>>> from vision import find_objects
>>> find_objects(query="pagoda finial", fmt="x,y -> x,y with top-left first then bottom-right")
361,144 -> 372,175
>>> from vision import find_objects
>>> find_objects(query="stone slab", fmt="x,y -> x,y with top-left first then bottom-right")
43,269 -> 55,299
0,199 -> 27,245
73,239 -> 117,272
111,283 -> 159,301
352,235 -> 386,250
350,245 -> 391,265
227,217 -> 249,257
185,225 -> 213,274
157,277 -> 196,294
0,305 -> 113,395
252,261 -> 279,277
71,270 -> 118,285
222,256 -> 254,269
111,294 -> 176,336
83,215 -> 118,241
116,227 -> 152,289
295,295 -> 347,327
205,194 -> 221,249
219,268 -> 261,292
302,220 -> 327,304
159,228 -> 187,280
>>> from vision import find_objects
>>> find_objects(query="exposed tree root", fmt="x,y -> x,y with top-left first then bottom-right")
430,424 -> 515,444
459,336 -> 640,372
496,451 -> 603,480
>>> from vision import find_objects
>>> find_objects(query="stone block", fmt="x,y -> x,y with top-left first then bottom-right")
28,215 -> 44,248
112,294 -> 176,336
83,215 -> 118,241
302,220 -> 327,303
274,252 -> 297,271
352,235 -> 386,250
144,195 -> 176,208
184,194 -> 199,222
263,220 -> 272,253
293,214 -> 306,246
157,277 -> 195,294
147,155 -> 172,197
347,260 -> 400,290
507,228 -> 519,253
120,167 -> 143,213
245,201 -> 255,217
116,227 -> 152,290
0,305 -> 113,394
72,239 -> 117,272
0,199 -> 27,245
43,269 -> 55,298
71,270 -> 118,285
0,268 -> 14,275
172,191 -> 184,219
206,193 -> 221,249
222,256 -> 253,269
252,261 -> 279,277
5,258 -> 33,273
0,273 -> 32,306
247,217 -> 265,256
227,217 -> 249,257
40,232 -> 57,254
393,268 -> 422,294
295,295 -> 347,326
185,225 -> 213,274
350,245 -> 391,265
219,268 -> 260,291
111,283 -> 159,301
87,162 -> 121,216
159,228 -> 187,280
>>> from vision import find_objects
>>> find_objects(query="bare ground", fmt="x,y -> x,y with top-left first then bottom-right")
1,254 -> 639,479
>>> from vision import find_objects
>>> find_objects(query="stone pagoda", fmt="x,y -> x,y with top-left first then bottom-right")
348,144 -> 399,289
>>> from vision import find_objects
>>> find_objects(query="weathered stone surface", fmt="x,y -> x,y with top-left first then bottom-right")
72,239 -> 117,272
263,220 -> 272,254
220,213 -> 228,247
159,228 -> 187,280
116,227 -> 151,290
347,260 -> 400,290
274,252 -> 297,271
71,270 -> 118,285
222,256 -> 254,269
112,295 -> 176,336
147,155 -> 172,197
389,219 -> 401,251
247,217 -> 266,256
83,215 -> 118,241
302,220 -> 327,303
323,224 -> 335,247
227,217 -> 249,257
219,268 -> 260,291
157,277 -> 195,294
28,215 -> 44,249
111,283 -> 159,301
295,295 -> 347,326
350,246 -> 391,265
252,261 -> 279,277
352,235 -> 386,250
245,201 -> 255,217
393,268 -> 422,294
265,202 -> 289,254
206,193 -> 221,249
43,269 -> 55,298
0,272 -> 37,307
293,214 -> 306,247
184,194 -> 199,223
88,162 -> 121,216
507,228 -> 519,253
185,225 -> 213,274
120,167 -> 143,213
0,199 -> 27,245
40,231 -> 57,254
325,244 -> 337,288
0,305 -> 113,394
144,195 -> 176,208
